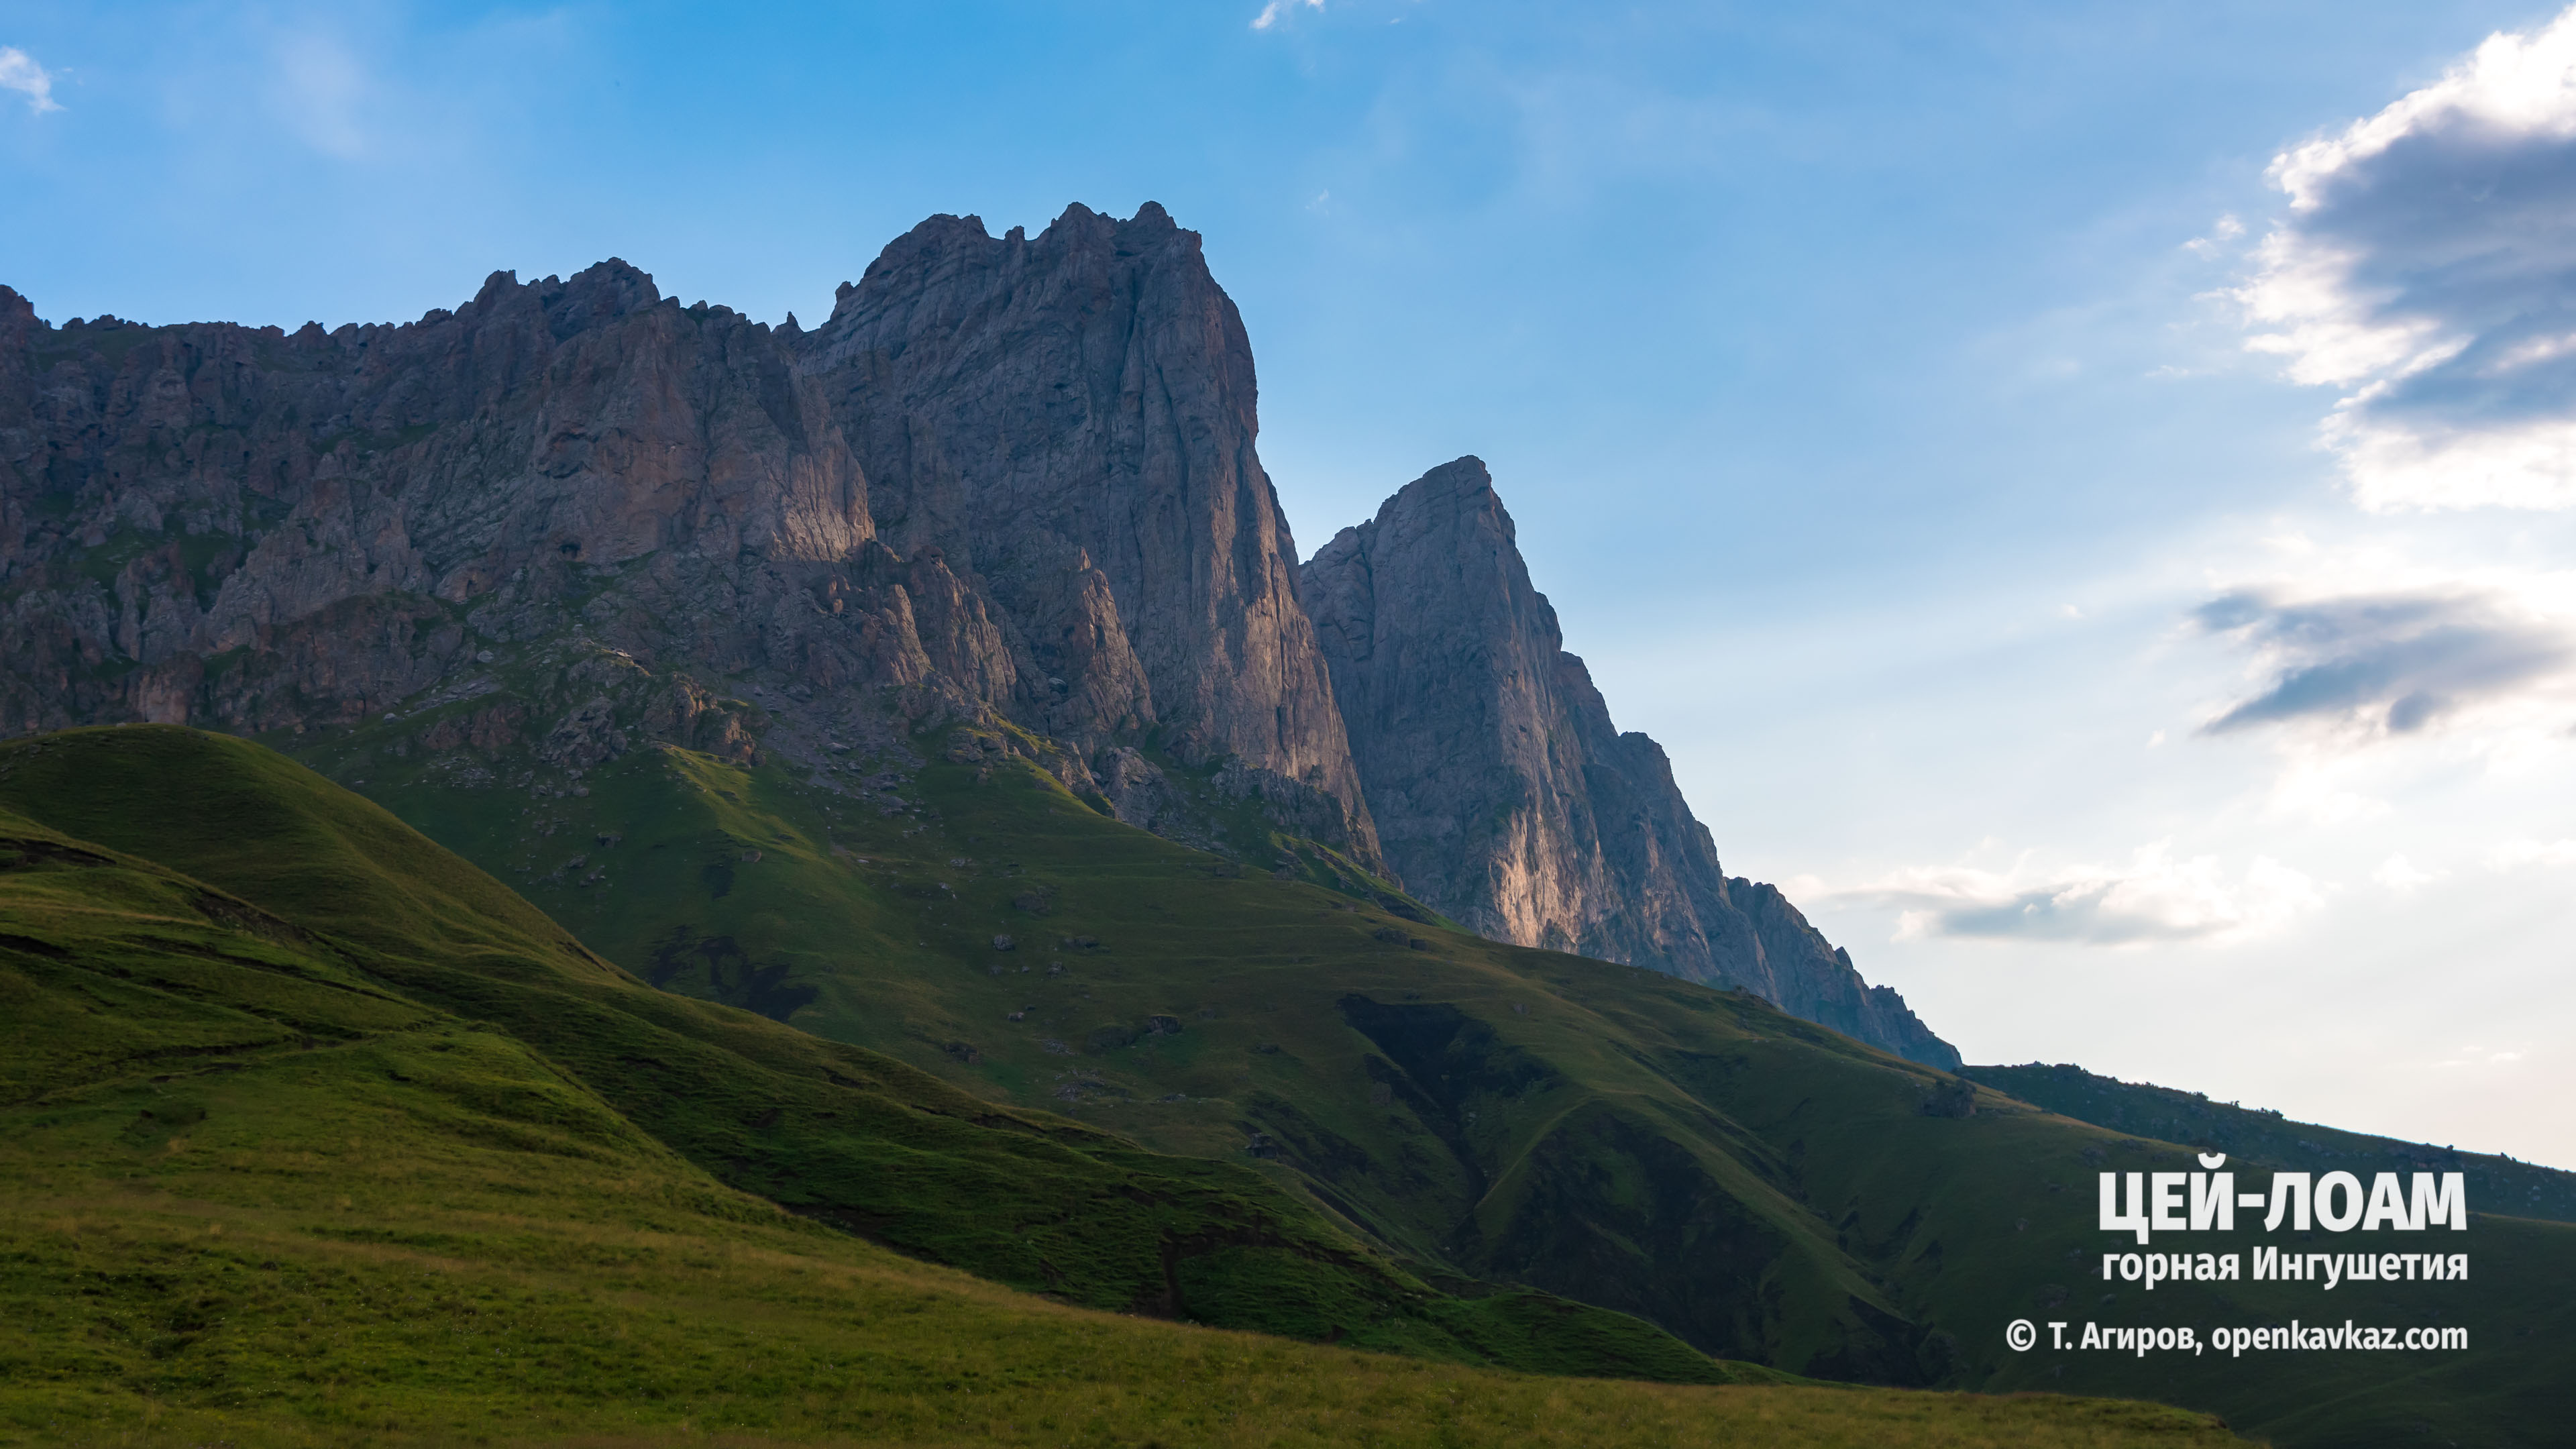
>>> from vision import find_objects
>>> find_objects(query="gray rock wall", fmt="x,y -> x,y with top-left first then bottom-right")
798,204 -> 1381,868
1302,457 -> 1957,1069
0,208 -> 1382,868
0,262 -> 998,741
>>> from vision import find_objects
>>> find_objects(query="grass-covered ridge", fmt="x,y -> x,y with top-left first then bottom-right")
276,703 -> 2576,1449
0,725 -> 2250,1446
1962,1062 -> 2576,1223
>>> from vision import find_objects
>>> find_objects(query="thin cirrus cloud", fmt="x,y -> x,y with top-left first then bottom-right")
2192,586 -> 2575,737
0,46 -> 62,113
1251,0 -> 1324,32
270,33 -> 371,159
1830,845 -> 2324,947
2237,4 -> 2576,511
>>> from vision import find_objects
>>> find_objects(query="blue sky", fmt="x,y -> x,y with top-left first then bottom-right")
7,1 -> 2576,1165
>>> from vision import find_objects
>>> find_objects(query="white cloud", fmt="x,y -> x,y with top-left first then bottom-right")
2488,837 -> 2576,868
1252,0 -> 1322,32
2183,213 -> 2243,259
1831,843 -> 2324,947
2372,853 -> 2446,891
2237,5 -> 2576,510
0,46 -> 62,113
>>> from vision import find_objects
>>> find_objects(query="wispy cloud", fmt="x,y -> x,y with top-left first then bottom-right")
2183,213 -> 2243,260
1831,844 -> 2324,947
2192,586 -> 2575,738
0,46 -> 62,113
272,32 -> 369,158
1252,0 -> 1322,32
2236,5 -> 2576,510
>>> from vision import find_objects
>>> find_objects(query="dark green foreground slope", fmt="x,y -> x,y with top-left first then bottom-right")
0,726 -> 2257,1447
0,727 -> 1733,1377
263,706 -> 2576,1449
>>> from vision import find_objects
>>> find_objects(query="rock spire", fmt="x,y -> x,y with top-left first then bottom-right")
1302,457 -> 1957,1067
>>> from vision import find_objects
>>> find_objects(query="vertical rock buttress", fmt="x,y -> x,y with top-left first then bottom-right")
1303,457 -> 1957,1068
800,204 -> 1382,870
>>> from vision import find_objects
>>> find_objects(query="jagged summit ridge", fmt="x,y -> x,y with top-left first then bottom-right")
1303,456 -> 1957,1069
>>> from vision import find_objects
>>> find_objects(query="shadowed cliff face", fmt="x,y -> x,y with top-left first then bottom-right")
0,206 -> 1381,868
798,203 -> 1381,869
1302,457 -> 1956,1069
0,262 -> 977,743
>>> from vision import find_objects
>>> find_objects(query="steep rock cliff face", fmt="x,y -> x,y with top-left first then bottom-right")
797,204 -> 1381,868
0,263 -> 1024,753
0,209 -> 1381,869
1303,458 -> 1955,1068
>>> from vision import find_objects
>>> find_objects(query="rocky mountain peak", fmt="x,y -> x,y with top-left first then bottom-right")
1305,457 -> 1957,1068
798,204 -> 1381,867
538,258 -> 663,334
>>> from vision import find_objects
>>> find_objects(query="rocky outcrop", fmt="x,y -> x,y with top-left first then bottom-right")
798,204 -> 1381,868
0,262 -> 1013,749
1303,458 -> 1955,1068
0,208 -> 1382,868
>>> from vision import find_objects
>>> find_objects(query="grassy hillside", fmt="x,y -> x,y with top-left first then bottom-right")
0,727 -> 1733,1377
0,726 -> 2250,1447
1962,1063 -> 2576,1220
264,703 -> 2575,1449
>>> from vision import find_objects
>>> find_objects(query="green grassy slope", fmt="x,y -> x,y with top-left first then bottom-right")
1961,1063 -> 2576,1220
0,726 -> 1729,1379
272,711 -> 2573,1448
0,727 -> 2250,1448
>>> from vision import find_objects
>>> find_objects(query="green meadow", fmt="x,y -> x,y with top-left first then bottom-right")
3,723 -> 2565,1444
0,724 -> 2240,1447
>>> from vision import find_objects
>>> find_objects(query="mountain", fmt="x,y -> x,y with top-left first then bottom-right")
1301,458 -> 1955,1068
0,203 -> 1916,1055
7,208 -> 2573,1445
0,208 -> 1372,874
798,205 -> 1380,863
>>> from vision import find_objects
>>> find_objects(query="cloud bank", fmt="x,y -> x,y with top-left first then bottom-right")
0,46 -> 60,113
2193,586 -> 2575,738
2239,6 -> 2576,510
1833,845 -> 2323,947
